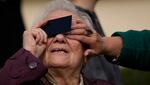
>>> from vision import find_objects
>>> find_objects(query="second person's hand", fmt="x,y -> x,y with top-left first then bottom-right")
66,21 -> 104,57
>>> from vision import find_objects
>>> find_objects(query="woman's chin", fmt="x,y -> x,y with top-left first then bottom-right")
47,62 -> 70,68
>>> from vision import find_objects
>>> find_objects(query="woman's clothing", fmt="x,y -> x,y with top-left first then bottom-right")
0,48 -> 112,85
112,30 -> 150,71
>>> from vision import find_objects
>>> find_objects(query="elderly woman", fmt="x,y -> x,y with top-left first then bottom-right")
0,0 -> 112,85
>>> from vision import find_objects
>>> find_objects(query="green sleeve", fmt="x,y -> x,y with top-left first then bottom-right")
112,30 -> 150,71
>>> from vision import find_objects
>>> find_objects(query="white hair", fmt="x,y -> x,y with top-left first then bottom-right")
35,0 -> 94,30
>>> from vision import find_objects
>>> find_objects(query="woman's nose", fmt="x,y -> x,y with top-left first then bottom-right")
54,34 -> 66,43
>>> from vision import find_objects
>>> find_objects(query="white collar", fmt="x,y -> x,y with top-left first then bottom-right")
79,74 -> 84,85
43,74 -> 84,85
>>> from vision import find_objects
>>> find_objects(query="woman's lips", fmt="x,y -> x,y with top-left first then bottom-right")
51,48 -> 68,53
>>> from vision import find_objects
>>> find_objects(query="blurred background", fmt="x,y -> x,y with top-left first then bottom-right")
1,0 -> 150,84
22,0 -> 150,36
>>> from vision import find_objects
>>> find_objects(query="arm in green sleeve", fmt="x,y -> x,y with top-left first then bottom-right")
112,30 -> 150,71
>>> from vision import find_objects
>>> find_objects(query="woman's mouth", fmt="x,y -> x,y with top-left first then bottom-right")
51,48 -> 68,53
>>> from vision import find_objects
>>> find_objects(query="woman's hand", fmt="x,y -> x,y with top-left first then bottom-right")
23,28 -> 47,58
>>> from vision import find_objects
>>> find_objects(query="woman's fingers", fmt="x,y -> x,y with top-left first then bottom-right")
23,28 -> 47,57
31,28 -> 47,45
40,28 -> 48,43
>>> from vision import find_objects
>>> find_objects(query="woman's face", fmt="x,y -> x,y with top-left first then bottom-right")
42,10 -> 85,69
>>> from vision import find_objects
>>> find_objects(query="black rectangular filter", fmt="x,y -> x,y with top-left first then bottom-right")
42,15 -> 72,37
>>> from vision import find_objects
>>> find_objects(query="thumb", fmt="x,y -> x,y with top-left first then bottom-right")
84,49 -> 96,57
35,43 -> 46,58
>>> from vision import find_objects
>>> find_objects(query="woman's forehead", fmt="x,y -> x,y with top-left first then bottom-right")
44,10 -> 80,21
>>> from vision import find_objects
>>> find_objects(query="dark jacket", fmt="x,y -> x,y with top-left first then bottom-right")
112,30 -> 150,71
0,48 -> 112,85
